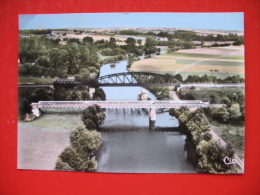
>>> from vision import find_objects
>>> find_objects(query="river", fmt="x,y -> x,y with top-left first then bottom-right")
96,51 -> 196,173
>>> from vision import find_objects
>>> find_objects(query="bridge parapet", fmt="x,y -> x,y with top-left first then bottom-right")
33,100 -> 226,109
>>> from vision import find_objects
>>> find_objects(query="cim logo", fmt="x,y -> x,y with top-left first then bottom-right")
223,156 -> 237,165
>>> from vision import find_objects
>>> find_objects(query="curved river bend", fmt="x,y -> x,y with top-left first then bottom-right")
97,54 -> 196,173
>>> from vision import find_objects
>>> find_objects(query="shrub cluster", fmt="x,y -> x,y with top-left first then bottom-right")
55,123 -> 102,172
82,105 -> 106,130
169,107 -> 238,173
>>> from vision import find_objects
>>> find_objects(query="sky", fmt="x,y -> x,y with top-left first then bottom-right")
19,12 -> 244,31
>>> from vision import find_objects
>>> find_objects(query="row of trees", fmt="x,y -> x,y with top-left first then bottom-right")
55,104 -> 105,172
55,123 -> 102,172
204,106 -> 244,124
145,86 -> 170,100
178,88 -> 245,123
169,107 -> 238,173
18,87 -> 106,118
171,74 -> 245,84
117,29 -> 244,45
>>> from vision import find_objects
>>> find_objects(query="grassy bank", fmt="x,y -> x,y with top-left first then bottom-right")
220,56 -> 244,61
210,122 -> 245,160
19,112 -> 82,131
163,52 -> 219,59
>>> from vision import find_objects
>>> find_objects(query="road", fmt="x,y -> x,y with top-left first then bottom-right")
180,83 -> 245,88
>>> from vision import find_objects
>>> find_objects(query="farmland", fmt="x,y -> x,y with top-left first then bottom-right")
130,46 -> 244,79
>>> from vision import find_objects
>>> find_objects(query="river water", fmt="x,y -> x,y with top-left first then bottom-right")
97,51 -> 196,173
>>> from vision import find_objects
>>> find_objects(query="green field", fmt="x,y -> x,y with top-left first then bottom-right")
19,76 -> 55,84
163,52 -> 219,59
220,56 -> 244,60
19,112 -> 82,131
211,122 -> 244,160
197,60 -> 244,66
175,59 -> 198,64
184,87 -> 244,103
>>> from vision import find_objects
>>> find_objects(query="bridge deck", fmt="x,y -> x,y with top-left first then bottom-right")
32,100 -> 225,109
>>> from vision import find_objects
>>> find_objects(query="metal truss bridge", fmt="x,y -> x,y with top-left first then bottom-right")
53,72 -> 181,88
32,100 -> 225,109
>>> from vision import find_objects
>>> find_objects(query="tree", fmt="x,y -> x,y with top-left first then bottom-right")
66,44 -> 81,75
29,65 -> 44,77
125,37 -> 137,53
49,48 -> 69,77
81,91 -> 90,100
18,98 -> 32,117
93,88 -> 106,100
137,39 -> 142,45
83,119 -> 97,130
221,97 -> 232,108
35,56 -> 49,68
209,94 -> 216,104
53,87 -> 69,100
82,105 -> 105,129
83,36 -> 94,43
196,140 -> 237,173
145,37 -> 157,48
55,123 -> 102,172
211,107 -> 230,123
174,74 -> 183,82
67,90 -> 81,100
108,37 -> 117,48
70,123 -> 102,156
228,106 -> 242,121
30,88 -> 50,102
68,38 -> 80,44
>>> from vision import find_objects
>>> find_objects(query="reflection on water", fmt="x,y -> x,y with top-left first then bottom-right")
102,108 -> 178,128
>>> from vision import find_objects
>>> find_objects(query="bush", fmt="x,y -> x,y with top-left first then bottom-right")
70,124 -> 102,156
169,107 -> 238,173
55,123 -> 102,172
81,119 -> 96,130
82,105 -> 105,129
196,140 -> 237,173
93,88 -> 106,100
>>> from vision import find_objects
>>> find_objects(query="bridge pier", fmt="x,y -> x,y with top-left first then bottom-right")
149,108 -> 156,130
31,103 -> 40,117
89,87 -> 95,99
138,89 -> 147,100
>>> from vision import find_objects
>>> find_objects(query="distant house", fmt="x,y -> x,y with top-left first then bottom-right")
156,37 -> 168,41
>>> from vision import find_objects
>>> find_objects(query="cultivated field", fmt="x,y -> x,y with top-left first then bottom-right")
130,46 -> 244,78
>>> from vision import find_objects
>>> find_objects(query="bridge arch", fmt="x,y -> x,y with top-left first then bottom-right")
97,72 -> 181,87
53,72 -> 181,88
